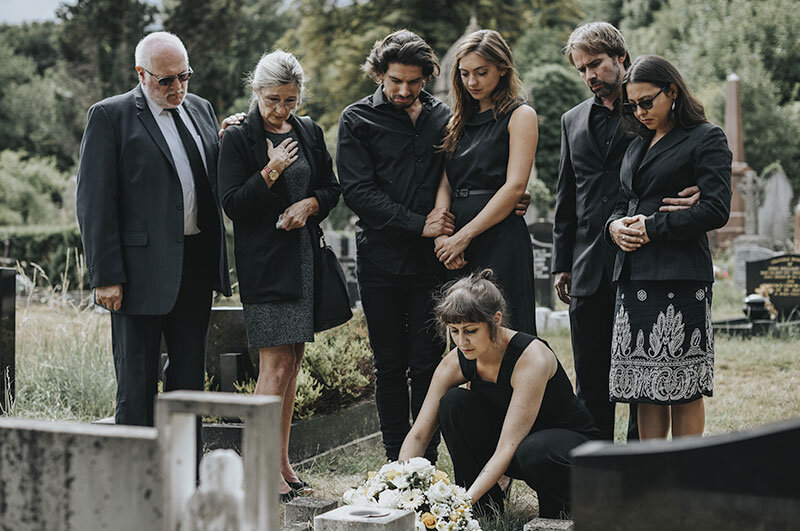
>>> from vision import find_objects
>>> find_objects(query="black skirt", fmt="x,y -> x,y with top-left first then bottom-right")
609,280 -> 714,405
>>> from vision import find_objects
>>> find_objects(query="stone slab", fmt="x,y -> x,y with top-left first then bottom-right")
315,506 -> 415,531
286,497 -> 339,525
572,418 -> 800,530
0,418 -> 161,530
523,518 -> 574,531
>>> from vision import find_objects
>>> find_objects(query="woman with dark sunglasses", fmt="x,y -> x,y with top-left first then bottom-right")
604,55 -> 732,440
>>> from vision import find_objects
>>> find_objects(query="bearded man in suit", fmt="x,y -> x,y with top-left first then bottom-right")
76,31 -> 231,427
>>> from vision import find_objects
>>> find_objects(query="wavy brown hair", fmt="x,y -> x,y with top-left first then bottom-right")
434,269 -> 508,342
440,30 -> 525,153
621,54 -> 707,137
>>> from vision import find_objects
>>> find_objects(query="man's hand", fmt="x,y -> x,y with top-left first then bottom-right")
609,215 -> 647,252
514,190 -> 531,217
217,112 -> 246,139
659,185 -> 700,212
553,272 -> 572,304
96,284 -> 122,311
422,207 -> 455,238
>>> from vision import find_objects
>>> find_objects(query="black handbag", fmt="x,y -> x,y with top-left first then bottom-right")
312,225 -> 353,332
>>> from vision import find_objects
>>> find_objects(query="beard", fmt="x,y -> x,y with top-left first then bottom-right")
389,94 -> 417,109
144,81 -> 185,109
589,68 -> 622,98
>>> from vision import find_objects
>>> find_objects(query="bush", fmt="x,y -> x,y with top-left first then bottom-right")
0,150 -> 71,226
0,224 -> 85,291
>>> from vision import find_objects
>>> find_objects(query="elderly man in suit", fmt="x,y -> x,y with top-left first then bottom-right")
76,31 -> 231,427
553,22 -> 699,441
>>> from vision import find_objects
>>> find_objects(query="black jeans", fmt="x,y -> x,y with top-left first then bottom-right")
569,274 -> 638,441
357,258 -> 444,462
439,387 -> 589,518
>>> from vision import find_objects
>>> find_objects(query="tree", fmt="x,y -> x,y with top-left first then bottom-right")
0,151 -> 69,226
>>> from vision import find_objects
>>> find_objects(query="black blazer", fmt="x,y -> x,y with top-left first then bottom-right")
217,107 -> 340,304
605,122 -> 732,282
552,98 -> 633,296
76,85 -> 232,315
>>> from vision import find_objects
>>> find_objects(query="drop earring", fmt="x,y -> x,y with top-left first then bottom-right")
671,100 -> 676,111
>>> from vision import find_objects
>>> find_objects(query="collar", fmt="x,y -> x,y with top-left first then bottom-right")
140,83 -> 184,117
592,94 -> 620,111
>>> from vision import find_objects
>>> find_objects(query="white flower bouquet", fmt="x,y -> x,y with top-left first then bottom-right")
343,457 -> 482,530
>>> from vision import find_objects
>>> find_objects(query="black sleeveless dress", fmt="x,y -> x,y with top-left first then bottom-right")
445,103 -> 537,334
457,332 -> 599,438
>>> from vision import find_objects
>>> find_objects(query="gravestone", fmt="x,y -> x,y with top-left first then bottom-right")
0,267 -> 14,410
745,254 -> 800,318
315,506 -> 415,531
530,221 -> 554,309
571,419 -> 800,530
758,165 -> 794,248
717,74 -> 747,245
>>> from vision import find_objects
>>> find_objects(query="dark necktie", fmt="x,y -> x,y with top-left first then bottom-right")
167,107 -> 216,234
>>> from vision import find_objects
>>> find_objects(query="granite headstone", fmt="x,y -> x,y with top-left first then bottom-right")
745,254 -> 800,318
530,221 -> 554,309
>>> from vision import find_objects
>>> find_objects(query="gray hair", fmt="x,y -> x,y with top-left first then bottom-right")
134,32 -> 189,70
248,50 -> 305,110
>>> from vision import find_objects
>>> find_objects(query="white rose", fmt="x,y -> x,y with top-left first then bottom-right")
427,480 -> 453,505
466,518 -> 482,530
391,473 -> 410,489
404,457 -> 435,477
378,461 -> 403,478
343,488 -> 370,506
377,488 -> 401,508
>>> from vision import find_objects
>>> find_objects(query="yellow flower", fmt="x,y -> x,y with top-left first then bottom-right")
433,470 -> 449,484
367,471 -> 376,479
386,470 -> 399,480
420,512 -> 437,529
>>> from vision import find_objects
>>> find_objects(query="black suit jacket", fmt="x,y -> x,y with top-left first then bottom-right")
552,98 -> 633,296
605,123 -> 732,282
217,107 -> 340,304
76,85 -> 232,315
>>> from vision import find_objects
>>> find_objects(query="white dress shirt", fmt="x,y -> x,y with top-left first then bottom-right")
141,85 -> 209,235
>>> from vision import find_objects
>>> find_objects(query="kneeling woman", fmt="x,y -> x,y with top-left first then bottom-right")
399,270 -> 599,517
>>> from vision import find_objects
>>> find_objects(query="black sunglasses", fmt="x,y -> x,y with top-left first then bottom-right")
143,67 -> 193,87
624,86 -> 667,111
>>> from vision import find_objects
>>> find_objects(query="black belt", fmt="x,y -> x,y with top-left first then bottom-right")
454,188 -> 497,198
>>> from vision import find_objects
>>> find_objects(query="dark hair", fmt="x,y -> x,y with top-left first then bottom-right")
434,269 -> 509,341
564,22 -> 630,70
440,29 -> 525,153
361,29 -> 440,82
621,54 -> 707,137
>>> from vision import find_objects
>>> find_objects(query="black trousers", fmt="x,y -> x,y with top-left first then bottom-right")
439,387 -> 589,518
569,274 -> 637,441
110,234 -> 214,427
357,258 -> 444,463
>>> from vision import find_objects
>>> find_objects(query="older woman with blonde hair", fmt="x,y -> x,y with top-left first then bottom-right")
217,50 -> 341,501
432,29 -> 539,335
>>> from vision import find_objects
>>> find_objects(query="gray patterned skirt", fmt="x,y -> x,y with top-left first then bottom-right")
609,280 -> 714,405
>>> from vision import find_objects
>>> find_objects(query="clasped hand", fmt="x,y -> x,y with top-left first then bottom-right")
277,198 -> 315,231
435,234 -> 469,270
609,214 -> 650,252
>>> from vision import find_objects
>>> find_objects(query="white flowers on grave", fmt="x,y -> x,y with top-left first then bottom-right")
343,457 -> 481,530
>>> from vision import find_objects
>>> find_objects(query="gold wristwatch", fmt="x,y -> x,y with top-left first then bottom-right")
263,166 -> 279,182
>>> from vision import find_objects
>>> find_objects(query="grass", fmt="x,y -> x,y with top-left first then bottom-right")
8,275 -> 800,529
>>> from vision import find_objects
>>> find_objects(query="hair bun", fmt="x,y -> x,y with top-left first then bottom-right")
477,268 -> 496,282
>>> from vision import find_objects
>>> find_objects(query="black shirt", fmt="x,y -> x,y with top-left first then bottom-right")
590,95 -> 621,158
337,86 -> 451,275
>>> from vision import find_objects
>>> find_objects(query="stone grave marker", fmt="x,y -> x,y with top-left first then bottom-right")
0,267 -> 14,410
745,254 -> 800,318
571,418 -> 800,530
757,165 -> 794,248
315,506 -> 415,530
530,221 -> 554,309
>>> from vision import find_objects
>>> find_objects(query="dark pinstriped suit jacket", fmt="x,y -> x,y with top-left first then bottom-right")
76,85 -> 232,315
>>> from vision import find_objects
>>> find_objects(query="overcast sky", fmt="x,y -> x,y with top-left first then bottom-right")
0,0 -> 161,25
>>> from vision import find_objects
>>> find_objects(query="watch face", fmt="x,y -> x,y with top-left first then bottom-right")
268,169 -> 279,181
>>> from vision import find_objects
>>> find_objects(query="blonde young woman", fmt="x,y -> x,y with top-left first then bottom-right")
433,30 -> 539,335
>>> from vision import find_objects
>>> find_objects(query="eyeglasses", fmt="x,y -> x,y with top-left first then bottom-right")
143,68 -> 193,87
261,97 -> 298,110
624,86 -> 667,111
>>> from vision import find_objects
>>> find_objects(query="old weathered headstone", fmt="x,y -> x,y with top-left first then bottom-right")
745,254 -> 800,318
0,267 -> 14,411
314,506 -> 415,531
530,221 -> 554,309
758,165 -> 794,248
571,419 -> 800,530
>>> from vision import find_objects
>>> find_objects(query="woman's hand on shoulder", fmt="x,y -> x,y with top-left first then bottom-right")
218,112 -> 246,139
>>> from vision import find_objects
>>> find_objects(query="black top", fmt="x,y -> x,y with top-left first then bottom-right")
217,107 -> 340,303
604,123 -> 732,282
589,96 -> 621,159
337,86 -> 451,275
552,97 -> 633,296
457,332 -> 600,438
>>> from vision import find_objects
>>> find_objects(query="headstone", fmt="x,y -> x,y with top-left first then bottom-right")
717,74 -> 747,245
535,307 -> 552,332
285,498 -> 339,526
731,240 -> 775,290
757,165 -> 794,248
530,221 -> 554,309
546,310 -> 570,331
745,254 -> 800,318
523,518 -> 574,531
571,418 -> 800,530
314,506 -> 415,531
0,267 -> 14,411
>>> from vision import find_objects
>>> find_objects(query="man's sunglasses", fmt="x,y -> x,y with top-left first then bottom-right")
624,85 -> 667,111
143,68 -> 193,87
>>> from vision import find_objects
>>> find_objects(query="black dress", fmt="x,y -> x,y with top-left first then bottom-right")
438,332 -> 599,517
445,103 -> 537,334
